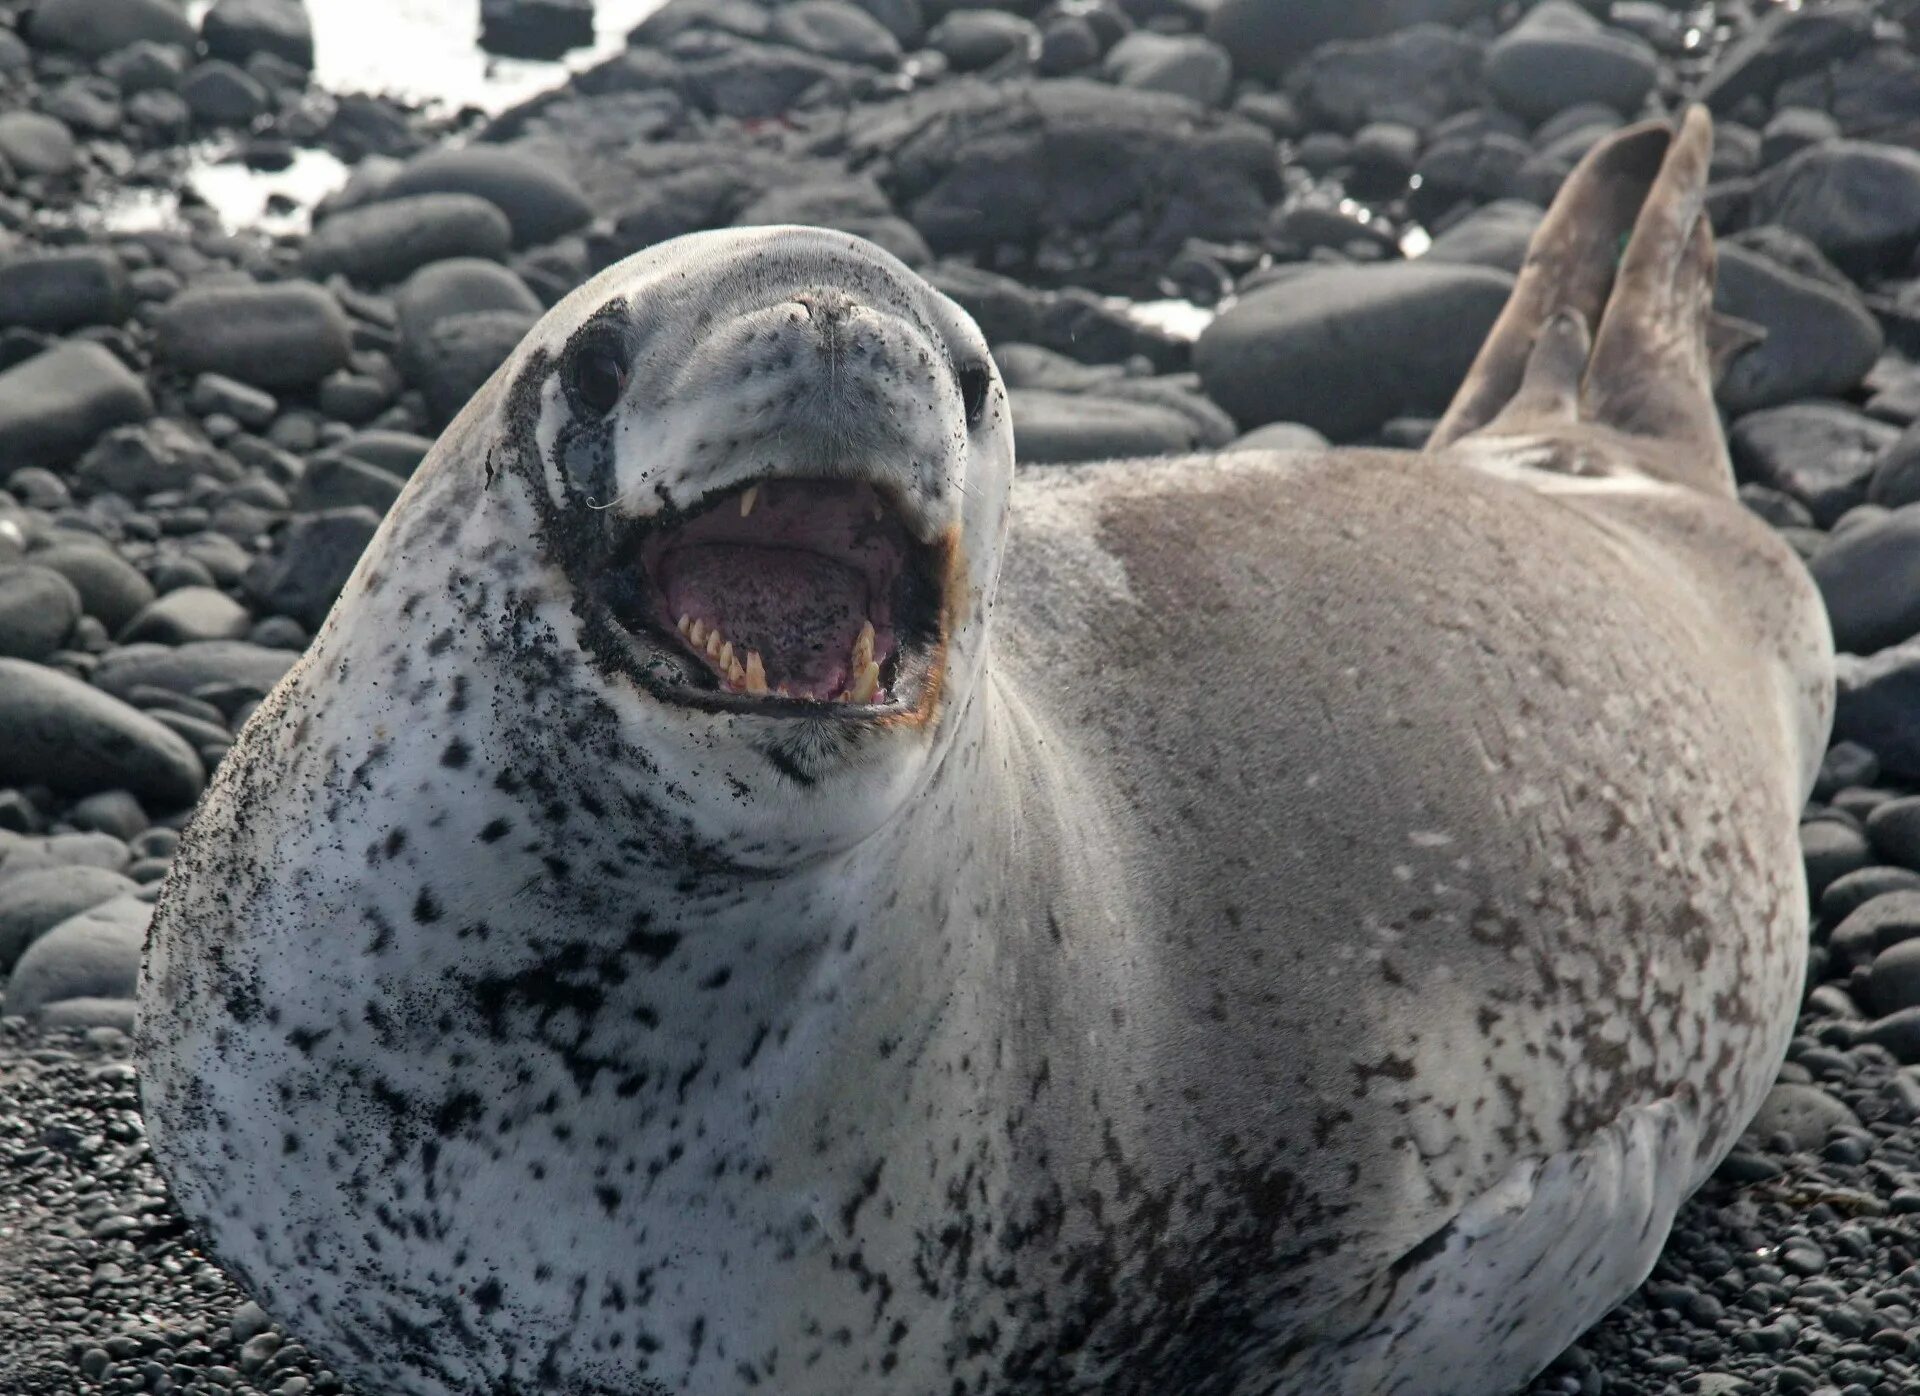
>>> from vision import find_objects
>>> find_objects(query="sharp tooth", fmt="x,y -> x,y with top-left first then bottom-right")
848,660 -> 880,704
718,641 -> 734,671
740,485 -> 759,518
690,618 -> 707,646
871,500 -> 884,522
727,655 -> 746,684
677,615 -> 692,635
745,652 -> 768,696
851,620 -> 874,672
776,684 -> 792,699
705,630 -> 723,659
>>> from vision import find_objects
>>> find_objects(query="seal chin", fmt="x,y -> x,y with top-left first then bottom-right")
590,474 -> 948,720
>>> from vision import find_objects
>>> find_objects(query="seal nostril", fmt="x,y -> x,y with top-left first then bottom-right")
957,360 -> 991,429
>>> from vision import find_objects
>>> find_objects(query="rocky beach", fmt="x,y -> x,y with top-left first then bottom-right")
6,0 -> 1920,1392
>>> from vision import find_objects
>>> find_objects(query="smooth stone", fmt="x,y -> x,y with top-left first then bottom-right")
1696,1 -> 1874,115
0,112 -> 77,176
0,341 -> 153,476
0,892 -> 151,1019
1422,200 -> 1543,273
201,0 -> 314,69
75,418 -> 238,496
1289,23 -> 1484,133
1196,262 -> 1512,439
1748,1082 -> 1862,1151
1728,402 -> 1899,527
36,996 -> 138,1032
23,544 -> 156,633
303,194 -> 514,287
1830,890 -> 1920,968
27,0 -> 196,56
1871,939 -> 1920,1015
1859,1007 -> 1920,1064
327,429 -> 434,476
0,865 -> 138,971
1802,818 -> 1873,901
242,508 -> 381,631
1038,17 -> 1100,75
1011,389 -> 1214,464
67,790 -> 149,840
156,281 -> 353,388
480,0 -> 595,59
90,640 -> 296,705
1484,1 -> 1657,123
1749,140 -> 1920,278
1206,0 -> 1496,83
119,587 -> 253,645
379,146 -> 594,247
1103,33 -> 1232,107
0,566 -> 82,661
768,0 -> 903,66
927,10 -> 1037,70
1821,866 -> 1920,926
1866,796 -> 1920,872
0,250 -> 130,332
0,830 -> 130,878
1761,107 -> 1841,166
0,658 -> 204,808
395,258 -> 542,349
1836,639 -> 1920,780
1809,503 -> 1920,654
1713,243 -> 1883,415
1230,422 -> 1332,452
189,373 -> 278,429
181,60 -> 270,124
1815,739 -> 1880,798
292,455 -> 405,514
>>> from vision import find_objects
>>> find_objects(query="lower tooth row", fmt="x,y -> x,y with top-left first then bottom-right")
675,615 -> 884,704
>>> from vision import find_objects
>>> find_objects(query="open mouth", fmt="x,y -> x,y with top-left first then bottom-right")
599,479 -> 947,716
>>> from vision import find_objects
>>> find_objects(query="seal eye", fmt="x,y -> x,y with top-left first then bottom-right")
565,333 -> 630,417
958,361 -> 991,429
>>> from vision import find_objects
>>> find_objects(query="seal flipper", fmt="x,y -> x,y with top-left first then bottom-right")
1431,107 -> 1737,498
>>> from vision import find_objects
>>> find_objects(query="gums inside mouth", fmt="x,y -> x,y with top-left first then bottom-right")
606,480 -> 943,711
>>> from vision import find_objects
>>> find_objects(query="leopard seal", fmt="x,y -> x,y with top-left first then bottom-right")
138,108 -> 1833,1396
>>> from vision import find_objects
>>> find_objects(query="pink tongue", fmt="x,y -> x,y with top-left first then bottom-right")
661,544 -> 867,696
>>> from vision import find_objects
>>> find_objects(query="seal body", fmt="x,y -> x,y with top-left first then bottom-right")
138,114 -> 1833,1396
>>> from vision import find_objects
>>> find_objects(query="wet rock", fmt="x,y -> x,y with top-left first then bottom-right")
770,0 -> 902,66
406,309 -> 537,423
1713,242 -> 1882,414
326,428 -> 433,476
0,659 -> 204,808
0,866 -> 138,973
1206,0 -> 1496,84
0,567 -> 82,662
89,640 -> 296,705
188,373 -> 278,429
1012,389 -> 1207,463
0,892 -> 150,1020
481,0 -> 595,59
380,145 -> 595,247
1749,141 -> 1920,279
1288,24 -> 1484,133
927,11 -> 1037,71
28,545 -> 156,634
1728,402 -> 1898,528
181,60 -> 271,124
1822,866 -> 1920,926
27,0 -> 196,57
202,0 -> 314,69
75,418 -> 237,496
1866,796 -> 1920,872
1196,262 -> 1512,439
0,112 -> 77,177
1485,1 -> 1657,123
1697,0 -> 1872,115
1831,890 -> 1920,969
0,341 -> 153,477
155,281 -> 353,388
1761,107 -> 1841,167
0,250 -> 129,333
292,454 -> 405,514
1803,817 -> 1872,903
243,509 -> 380,631
100,40 -> 190,93
1103,33 -> 1232,107
1810,504 -> 1920,655
1749,1082 -> 1862,1152
303,194 -> 514,286
119,587 -> 253,646
1038,17 -> 1100,75
1423,200 -> 1542,272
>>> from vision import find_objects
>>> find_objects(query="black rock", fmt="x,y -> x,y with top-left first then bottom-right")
28,545 -> 157,634
1206,0 -> 1495,84
0,112 -> 77,177
1697,1 -> 1872,115
90,640 -> 297,706
1038,17 -> 1100,75
1865,796 -> 1920,873
0,250 -> 130,333
188,373 -> 278,429
201,0 -> 314,69
1484,1 -> 1657,124
0,659 -> 203,808
769,0 -> 903,66
1802,818 -> 1873,902
1814,739 -> 1880,799
243,508 -> 381,631
1829,890 -> 1920,968
27,0 -> 197,57
0,866 -> 139,973
1713,243 -> 1882,415
1102,33 -> 1232,107
1748,1082 -> 1862,1152
481,0 -> 596,60
1809,503 -> 1920,655
406,308 -> 539,424
1858,1006 -> 1920,1063
118,587 -> 253,646
1195,262 -> 1512,439
181,59 -> 271,124
1761,106 -> 1841,167
1728,402 -> 1899,528
926,11 -> 1037,71
1288,23 -> 1483,133
1749,141 -> 1920,279
75,418 -> 239,497
303,194 -> 515,287
1011,388 -> 1214,464
1821,866 -> 1920,926
379,145 -> 595,247
0,342 -> 153,478
1871,938 -> 1920,1015
292,454 -> 405,514
0,567 -> 82,662
155,281 -> 353,389
326,429 -> 434,476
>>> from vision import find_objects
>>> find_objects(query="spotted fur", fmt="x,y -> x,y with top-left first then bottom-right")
138,214 -> 1832,1396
